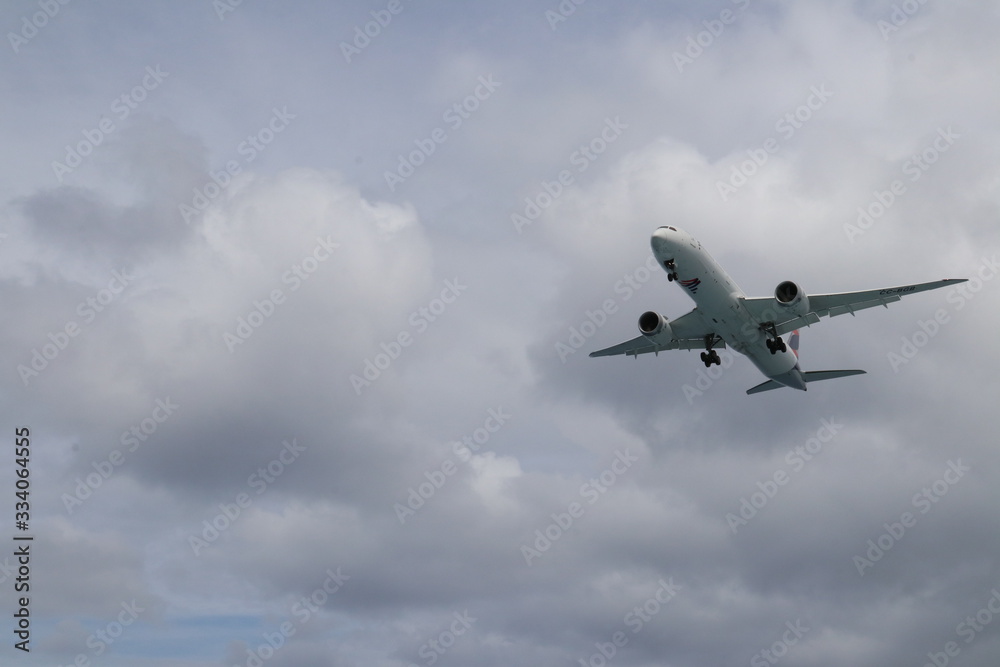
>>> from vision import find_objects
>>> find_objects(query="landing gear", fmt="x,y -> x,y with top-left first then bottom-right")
664,259 -> 678,282
765,338 -> 787,354
761,322 -> 787,354
700,334 -> 722,367
700,350 -> 721,367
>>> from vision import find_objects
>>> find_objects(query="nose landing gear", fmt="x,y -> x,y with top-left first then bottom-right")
664,259 -> 678,282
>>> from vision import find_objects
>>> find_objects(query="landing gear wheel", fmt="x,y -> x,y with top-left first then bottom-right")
762,322 -> 785,354
664,259 -> 678,282
701,335 -> 722,366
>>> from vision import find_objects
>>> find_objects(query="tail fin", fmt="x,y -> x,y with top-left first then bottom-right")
789,329 -> 800,358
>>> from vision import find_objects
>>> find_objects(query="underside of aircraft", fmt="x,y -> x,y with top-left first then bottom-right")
590,226 -> 966,394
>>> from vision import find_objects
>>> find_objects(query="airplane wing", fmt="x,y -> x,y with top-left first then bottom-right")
589,308 -> 725,358
741,278 -> 966,337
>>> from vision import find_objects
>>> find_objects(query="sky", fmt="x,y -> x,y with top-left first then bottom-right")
1,0 -> 999,665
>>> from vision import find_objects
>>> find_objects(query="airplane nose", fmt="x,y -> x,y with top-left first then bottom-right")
651,226 -> 673,253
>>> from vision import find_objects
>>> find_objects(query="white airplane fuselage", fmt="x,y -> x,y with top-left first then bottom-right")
650,226 -> 807,390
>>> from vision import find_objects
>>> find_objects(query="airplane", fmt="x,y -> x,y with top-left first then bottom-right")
589,226 -> 967,394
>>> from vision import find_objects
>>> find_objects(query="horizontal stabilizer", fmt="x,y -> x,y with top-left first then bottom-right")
746,379 -> 783,395
802,369 -> 867,383
746,369 -> 866,395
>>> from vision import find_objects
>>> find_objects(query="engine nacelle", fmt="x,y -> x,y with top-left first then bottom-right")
774,280 -> 810,316
638,311 -> 673,341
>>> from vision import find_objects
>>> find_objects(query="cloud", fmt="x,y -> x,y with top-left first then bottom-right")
2,2 -> 999,666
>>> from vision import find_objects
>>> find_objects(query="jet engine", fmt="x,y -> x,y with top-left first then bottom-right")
774,280 -> 810,317
638,311 -> 673,341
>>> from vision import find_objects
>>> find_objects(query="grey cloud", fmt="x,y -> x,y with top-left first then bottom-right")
1,1 -> 998,666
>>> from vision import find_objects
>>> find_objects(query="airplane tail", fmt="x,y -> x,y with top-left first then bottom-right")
747,369 -> 867,395
747,330 -> 866,394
